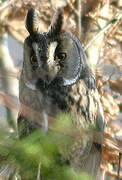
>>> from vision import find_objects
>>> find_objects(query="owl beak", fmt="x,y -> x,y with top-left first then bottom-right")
44,75 -> 53,85
40,66 -> 56,85
37,64 -> 54,84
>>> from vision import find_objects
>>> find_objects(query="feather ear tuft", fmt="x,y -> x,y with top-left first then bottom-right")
48,8 -> 64,38
26,8 -> 40,35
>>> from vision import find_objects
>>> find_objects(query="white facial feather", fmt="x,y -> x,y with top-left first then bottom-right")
47,42 -> 57,67
24,81 -> 37,90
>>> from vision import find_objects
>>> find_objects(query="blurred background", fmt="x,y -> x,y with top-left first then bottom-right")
0,0 -> 121,179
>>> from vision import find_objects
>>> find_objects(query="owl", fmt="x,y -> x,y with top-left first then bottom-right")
18,8 -> 105,179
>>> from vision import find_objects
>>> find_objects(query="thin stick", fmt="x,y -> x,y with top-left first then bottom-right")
84,13 -> 122,51
0,0 -> 18,12
78,0 -> 82,39
37,162 -> 41,180
118,152 -> 122,178
67,0 -> 78,16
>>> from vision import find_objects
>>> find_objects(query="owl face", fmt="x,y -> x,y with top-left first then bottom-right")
24,34 -> 61,84
23,8 -> 82,89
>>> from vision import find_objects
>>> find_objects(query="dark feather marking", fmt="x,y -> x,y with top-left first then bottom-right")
26,8 -> 39,35
17,115 -> 38,139
93,142 -> 102,153
48,8 -> 63,38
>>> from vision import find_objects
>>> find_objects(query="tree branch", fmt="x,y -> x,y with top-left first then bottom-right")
84,14 -> 122,51
0,0 -> 18,12
78,0 -> 82,39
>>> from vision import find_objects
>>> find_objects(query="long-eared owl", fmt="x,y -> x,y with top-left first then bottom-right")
18,8 -> 105,179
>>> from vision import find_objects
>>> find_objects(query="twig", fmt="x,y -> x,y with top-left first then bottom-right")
37,162 -> 41,180
83,13 -> 122,51
0,69 -> 19,80
78,0 -> 82,39
101,165 -> 122,179
67,0 -> 78,16
118,153 -> 122,179
0,91 -> 96,141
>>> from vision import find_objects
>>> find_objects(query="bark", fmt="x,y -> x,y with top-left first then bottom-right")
0,32 -> 18,129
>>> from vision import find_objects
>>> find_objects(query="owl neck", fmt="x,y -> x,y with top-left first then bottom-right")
35,78 -> 67,92
22,63 -> 81,91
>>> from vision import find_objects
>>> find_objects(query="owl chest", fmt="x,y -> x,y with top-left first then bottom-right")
19,83 -> 61,117
19,79 -> 92,128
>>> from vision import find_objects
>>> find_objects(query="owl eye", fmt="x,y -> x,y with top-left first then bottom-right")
30,55 -> 37,64
55,52 -> 66,61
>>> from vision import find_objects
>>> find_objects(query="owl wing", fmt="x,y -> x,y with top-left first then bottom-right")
82,88 -> 104,179
17,114 -> 39,139
87,87 -> 105,143
17,103 -> 55,139
67,78 -> 105,178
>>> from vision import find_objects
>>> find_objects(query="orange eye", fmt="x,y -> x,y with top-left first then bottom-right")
30,55 -> 37,64
55,53 -> 66,61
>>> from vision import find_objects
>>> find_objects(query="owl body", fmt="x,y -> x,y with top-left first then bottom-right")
19,73 -> 103,129
18,8 -> 105,179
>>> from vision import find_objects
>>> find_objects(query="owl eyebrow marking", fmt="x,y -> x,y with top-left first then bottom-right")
47,41 -> 58,66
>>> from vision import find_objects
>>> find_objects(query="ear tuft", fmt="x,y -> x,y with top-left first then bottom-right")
48,8 -> 64,38
26,8 -> 40,35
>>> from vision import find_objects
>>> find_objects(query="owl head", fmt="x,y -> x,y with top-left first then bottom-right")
22,8 -> 87,90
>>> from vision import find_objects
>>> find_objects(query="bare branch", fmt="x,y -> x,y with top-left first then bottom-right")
101,165 -> 122,179
0,0 -> 18,12
78,0 -> 82,39
83,14 -> 122,51
0,69 -> 19,80
67,0 -> 78,16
